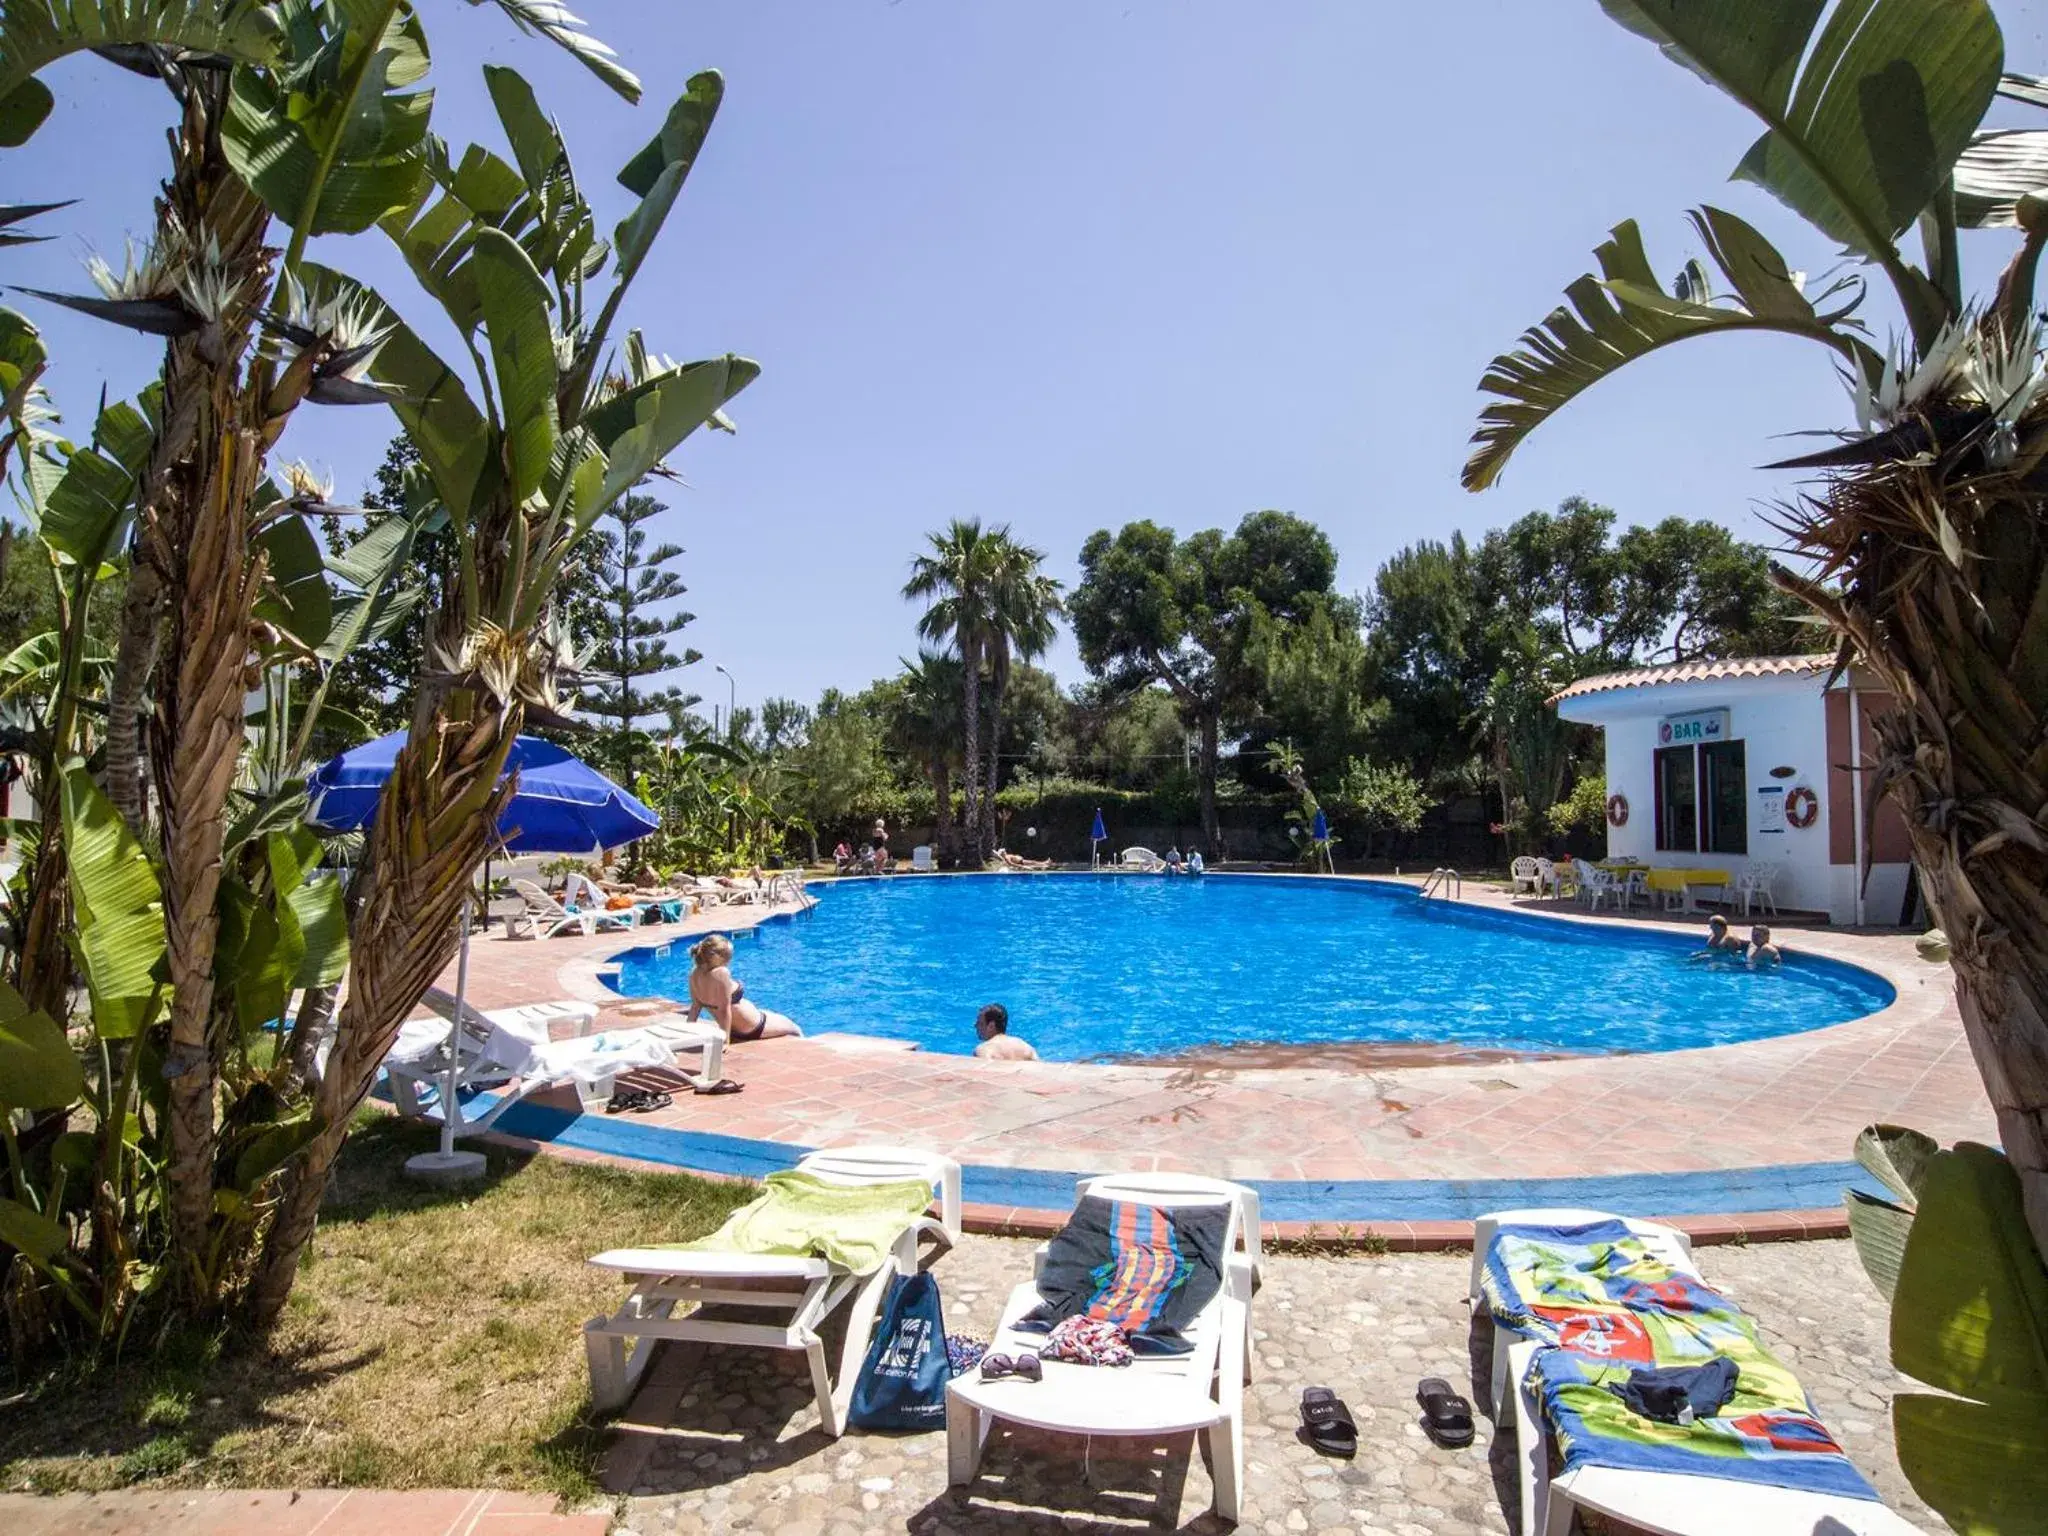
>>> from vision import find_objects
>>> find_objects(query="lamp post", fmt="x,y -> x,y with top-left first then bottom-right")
715,664 -> 737,742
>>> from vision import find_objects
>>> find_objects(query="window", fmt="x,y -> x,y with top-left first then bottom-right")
1655,745 -> 1697,853
1655,739 -> 1748,855
1700,739 -> 1748,856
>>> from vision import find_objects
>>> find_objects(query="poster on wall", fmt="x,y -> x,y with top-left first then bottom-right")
1756,783 -> 1786,835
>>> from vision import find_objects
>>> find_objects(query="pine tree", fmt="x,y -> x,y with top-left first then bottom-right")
584,492 -> 700,774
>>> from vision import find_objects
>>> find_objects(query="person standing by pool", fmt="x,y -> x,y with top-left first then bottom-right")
1747,925 -> 1783,967
872,816 -> 891,872
1187,849 -> 1205,875
685,934 -> 803,1042
973,1003 -> 1037,1060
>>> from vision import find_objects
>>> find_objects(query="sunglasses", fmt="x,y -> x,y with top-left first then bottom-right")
979,1351 -> 1043,1383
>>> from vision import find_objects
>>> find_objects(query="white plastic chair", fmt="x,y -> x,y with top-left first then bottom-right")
1578,864 -> 1618,912
1739,863 -> 1780,917
911,845 -> 935,872
1533,857 -> 1557,897
1470,1208 -> 1922,1536
946,1173 -> 1255,1524
1511,855 -> 1541,894
584,1146 -> 960,1438
1118,846 -> 1166,872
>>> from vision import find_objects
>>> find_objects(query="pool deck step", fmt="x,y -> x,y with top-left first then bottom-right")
0,1490 -> 608,1535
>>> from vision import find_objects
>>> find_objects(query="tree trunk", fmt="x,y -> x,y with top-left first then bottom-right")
984,676 -> 1004,853
932,758 -> 953,864
1198,710 -> 1221,858
103,559 -> 165,835
158,424 -> 267,1287
960,651 -> 983,863
14,796 -> 69,1017
251,700 -> 520,1329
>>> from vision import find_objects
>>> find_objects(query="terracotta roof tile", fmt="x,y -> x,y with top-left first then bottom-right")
1548,653 -> 1832,705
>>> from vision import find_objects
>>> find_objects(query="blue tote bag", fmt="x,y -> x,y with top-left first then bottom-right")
848,1271 -> 948,1431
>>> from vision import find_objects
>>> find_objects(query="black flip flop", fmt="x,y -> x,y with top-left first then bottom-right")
1417,1376 -> 1475,1448
693,1078 -> 745,1096
1300,1386 -> 1358,1458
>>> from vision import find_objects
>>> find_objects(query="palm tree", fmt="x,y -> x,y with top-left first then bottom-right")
981,537 -> 1063,849
904,519 -> 1005,861
1462,3 -> 2048,1274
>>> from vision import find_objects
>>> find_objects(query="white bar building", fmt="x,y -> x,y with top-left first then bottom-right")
1551,655 -> 1913,927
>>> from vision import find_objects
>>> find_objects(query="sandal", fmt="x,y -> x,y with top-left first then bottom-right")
1300,1386 -> 1358,1458
693,1078 -> 745,1095
1417,1376 -> 1475,1448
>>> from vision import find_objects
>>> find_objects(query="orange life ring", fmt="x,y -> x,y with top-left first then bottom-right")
1786,785 -> 1819,829
1606,794 -> 1629,828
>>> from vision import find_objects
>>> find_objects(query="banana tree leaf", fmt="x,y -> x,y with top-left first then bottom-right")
231,1111 -> 319,1191
0,1196 -> 67,1263
254,514 -> 333,649
1464,213 -> 1874,490
611,71 -> 721,289
216,878 -> 288,1032
1893,1392 -> 2048,1535
30,394 -> 153,564
297,263 -> 496,519
1844,1188 -> 1913,1299
2001,71 -> 2048,110
484,64 -> 566,191
221,2 -> 433,236
1953,128 -> 2048,228
470,0 -> 639,103
1891,1143 -> 2048,1411
61,763 -> 168,1038
584,355 -> 760,522
470,227 -> 559,504
0,631 -> 112,693
0,0 -> 282,147
326,510 -> 416,588
273,827 -> 347,990
0,976 -> 82,1112
224,781 -> 310,856
1855,1121 -> 1939,1203
1601,0 -> 2002,262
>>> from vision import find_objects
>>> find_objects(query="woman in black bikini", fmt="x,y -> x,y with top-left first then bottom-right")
684,934 -> 802,1042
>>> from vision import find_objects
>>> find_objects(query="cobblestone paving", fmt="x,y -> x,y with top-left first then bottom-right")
608,1235 -> 1933,1535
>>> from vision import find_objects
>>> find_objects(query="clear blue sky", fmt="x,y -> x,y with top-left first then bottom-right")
11,1 -> 2044,713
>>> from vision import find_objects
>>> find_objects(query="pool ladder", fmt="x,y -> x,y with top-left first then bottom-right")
1419,867 -> 1463,900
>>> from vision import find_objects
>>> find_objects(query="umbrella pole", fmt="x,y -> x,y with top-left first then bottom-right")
441,897 -> 473,1157
406,898 -> 487,1184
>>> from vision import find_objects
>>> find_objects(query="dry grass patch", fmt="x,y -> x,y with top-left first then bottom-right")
0,1115 -> 750,1500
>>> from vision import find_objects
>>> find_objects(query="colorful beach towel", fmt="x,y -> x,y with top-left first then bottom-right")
670,1170 -> 935,1273
1483,1219 -> 1878,1501
1015,1196 -> 1228,1356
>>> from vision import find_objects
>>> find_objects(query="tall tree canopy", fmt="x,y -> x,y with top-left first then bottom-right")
583,491 -> 700,777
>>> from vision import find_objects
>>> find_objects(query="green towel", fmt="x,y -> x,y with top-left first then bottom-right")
670,1170 -> 937,1272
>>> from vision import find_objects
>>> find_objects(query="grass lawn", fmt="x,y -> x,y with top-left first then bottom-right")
0,1115 -> 751,1500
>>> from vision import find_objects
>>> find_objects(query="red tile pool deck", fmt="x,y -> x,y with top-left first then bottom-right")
436,876 -> 1994,1246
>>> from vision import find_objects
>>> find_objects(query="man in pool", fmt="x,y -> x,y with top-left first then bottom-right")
973,1002 -> 1037,1061
1747,924 -> 1784,967
1691,914 -> 1747,962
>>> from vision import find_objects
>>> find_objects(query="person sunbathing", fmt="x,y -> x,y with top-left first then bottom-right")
684,934 -> 803,1042
972,1002 -> 1037,1061
993,847 -> 1053,871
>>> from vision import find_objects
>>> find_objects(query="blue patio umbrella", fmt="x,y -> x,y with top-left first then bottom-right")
307,729 -> 658,852
1311,807 -> 1329,842
1090,807 -> 1107,869
307,729 -> 659,1178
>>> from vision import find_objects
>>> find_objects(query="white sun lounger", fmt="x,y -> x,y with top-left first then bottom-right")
584,1145 -> 962,1439
1471,1207 -> 1924,1536
511,877 -> 639,938
1118,846 -> 1166,872
384,990 -> 727,1133
946,1172 -> 1255,1524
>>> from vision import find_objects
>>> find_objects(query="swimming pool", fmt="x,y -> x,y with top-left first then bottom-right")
610,874 -> 1894,1063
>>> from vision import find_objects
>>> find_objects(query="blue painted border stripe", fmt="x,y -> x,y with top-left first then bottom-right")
484,1100 -> 1885,1222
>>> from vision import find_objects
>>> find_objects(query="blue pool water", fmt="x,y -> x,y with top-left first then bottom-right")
610,874 -> 1894,1063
